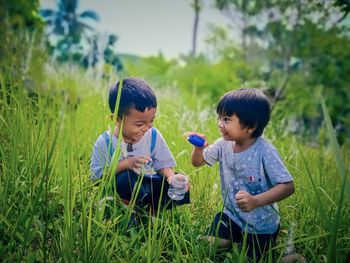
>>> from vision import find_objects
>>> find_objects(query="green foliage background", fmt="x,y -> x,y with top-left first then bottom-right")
0,1 -> 349,262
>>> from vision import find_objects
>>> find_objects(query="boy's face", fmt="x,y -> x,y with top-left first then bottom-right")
217,114 -> 255,142
117,107 -> 157,144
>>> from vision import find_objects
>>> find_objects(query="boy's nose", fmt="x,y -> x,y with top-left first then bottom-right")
217,120 -> 224,129
142,124 -> 152,132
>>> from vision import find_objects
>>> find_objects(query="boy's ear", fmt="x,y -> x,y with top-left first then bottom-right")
116,116 -> 122,124
246,126 -> 257,135
110,114 -> 121,123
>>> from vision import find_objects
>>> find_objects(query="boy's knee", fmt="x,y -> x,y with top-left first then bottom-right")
115,170 -> 139,195
198,235 -> 232,248
116,170 -> 137,184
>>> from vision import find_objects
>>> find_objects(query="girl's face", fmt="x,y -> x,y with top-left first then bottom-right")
217,114 -> 254,143
117,107 -> 157,144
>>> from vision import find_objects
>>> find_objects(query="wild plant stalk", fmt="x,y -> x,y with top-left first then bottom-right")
321,97 -> 348,262
1,68 -> 350,261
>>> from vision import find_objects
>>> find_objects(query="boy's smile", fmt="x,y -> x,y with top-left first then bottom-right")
218,114 -> 256,151
115,107 -> 157,144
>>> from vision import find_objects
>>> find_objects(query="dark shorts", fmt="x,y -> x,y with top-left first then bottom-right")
209,212 -> 279,261
115,170 -> 190,211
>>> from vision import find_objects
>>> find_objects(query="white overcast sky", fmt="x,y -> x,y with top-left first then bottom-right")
40,0 -> 234,58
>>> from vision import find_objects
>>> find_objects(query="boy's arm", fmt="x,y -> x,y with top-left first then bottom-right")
158,167 -> 175,181
235,181 -> 295,212
115,159 -> 129,174
158,167 -> 190,192
191,147 -> 207,167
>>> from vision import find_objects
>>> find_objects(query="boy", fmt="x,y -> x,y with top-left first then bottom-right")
90,77 -> 190,212
190,88 -> 294,261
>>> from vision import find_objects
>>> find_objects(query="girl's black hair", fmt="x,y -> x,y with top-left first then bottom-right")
109,77 -> 157,118
216,88 -> 270,138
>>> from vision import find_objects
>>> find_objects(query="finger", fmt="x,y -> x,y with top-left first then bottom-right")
236,199 -> 243,206
237,203 -> 247,211
235,192 -> 244,200
185,131 -> 206,139
134,163 -> 142,169
140,156 -> 152,163
184,131 -> 193,137
138,158 -> 151,166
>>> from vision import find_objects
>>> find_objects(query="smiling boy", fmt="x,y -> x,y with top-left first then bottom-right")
190,88 -> 294,261
90,77 -> 190,211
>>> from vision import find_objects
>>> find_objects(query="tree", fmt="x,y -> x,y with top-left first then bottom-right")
212,0 -> 350,143
40,0 -> 99,60
0,0 -> 45,90
214,0 -> 267,59
191,0 -> 202,56
0,0 -> 42,30
335,0 -> 350,22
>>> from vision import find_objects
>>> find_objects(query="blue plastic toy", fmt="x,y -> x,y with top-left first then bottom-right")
188,134 -> 205,147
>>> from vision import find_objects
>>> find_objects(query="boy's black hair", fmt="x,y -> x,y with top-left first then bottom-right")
109,77 -> 157,118
216,88 -> 270,138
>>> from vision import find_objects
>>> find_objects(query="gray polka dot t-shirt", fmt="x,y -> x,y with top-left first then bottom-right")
203,137 -> 293,234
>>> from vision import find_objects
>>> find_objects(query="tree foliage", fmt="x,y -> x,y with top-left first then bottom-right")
211,0 -> 350,143
40,0 -> 99,62
0,0 -> 45,92
40,0 -> 122,72
0,0 -> 43,30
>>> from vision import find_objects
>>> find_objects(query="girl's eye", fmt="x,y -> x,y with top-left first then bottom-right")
224,117 -> 230,122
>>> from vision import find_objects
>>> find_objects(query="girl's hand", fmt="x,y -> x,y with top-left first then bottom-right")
235,190 -> 257,212
125,155 -> 152,174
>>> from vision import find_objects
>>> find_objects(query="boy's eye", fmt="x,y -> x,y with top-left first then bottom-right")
218,116 -> 230,123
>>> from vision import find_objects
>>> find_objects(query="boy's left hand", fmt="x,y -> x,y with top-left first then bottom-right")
167,173 -> 191,192
235,190 -> 257,212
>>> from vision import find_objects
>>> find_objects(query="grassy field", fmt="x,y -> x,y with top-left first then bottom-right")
0,67 -> 349,262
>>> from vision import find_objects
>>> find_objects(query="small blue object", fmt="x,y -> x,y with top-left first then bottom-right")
188,134 -> 205,147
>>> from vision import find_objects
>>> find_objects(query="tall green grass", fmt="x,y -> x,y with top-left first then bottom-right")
0,67 -> 349,262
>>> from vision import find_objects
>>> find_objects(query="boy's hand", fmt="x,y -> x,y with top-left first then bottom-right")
168,173 -> 190,192
235,190 -> 257,212
186,132 -> 208,148
125,155 -> 152,174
